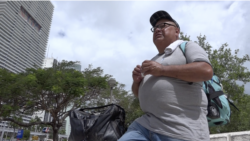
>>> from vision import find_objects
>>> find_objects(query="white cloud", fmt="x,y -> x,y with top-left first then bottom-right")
48,1 -> 250,93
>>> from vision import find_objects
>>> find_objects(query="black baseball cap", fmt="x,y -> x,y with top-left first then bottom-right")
150,10 -> 180,29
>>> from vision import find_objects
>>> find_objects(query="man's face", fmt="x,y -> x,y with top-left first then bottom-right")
152,19 -> 179,48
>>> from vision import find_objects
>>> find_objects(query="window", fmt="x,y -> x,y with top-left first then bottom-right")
19,6 -> 42,32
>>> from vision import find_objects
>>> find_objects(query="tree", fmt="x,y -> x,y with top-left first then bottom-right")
109,83 -> 144,127
195,34 -> 250,133
180,32 -> 250,133
23,130 -> 30,141
59,129 -> 66,135
0,69 -> 25,118
9,116 -> 23,140
1,61 -> 109,141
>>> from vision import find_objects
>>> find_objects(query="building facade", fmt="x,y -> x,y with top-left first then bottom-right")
66,61 -> 81,71
42,57 -> 58,68
0,1 -> 54,73
0,114 -> 32,129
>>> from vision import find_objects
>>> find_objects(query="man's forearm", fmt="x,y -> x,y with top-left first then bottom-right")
132,81 -> 140,97
161,62 -> 213,82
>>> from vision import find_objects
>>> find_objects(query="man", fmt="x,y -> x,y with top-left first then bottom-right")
119,10 -> 213,141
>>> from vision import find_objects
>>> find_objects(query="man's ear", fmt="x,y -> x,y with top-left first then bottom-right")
175,28 -> 180,39
175,27 -> 180,34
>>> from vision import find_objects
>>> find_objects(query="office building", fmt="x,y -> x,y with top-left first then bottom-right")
66,61 -> 81,71
0,1 -> 54,137
0,1 -> 54,73
42,57 -> 58,68
0,114 -> 32,128
60,120 -> 66,132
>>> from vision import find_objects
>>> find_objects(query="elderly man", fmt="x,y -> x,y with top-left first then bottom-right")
119,10 -> 213,141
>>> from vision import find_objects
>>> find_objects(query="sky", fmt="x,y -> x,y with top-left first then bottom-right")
47,1 -> 250,93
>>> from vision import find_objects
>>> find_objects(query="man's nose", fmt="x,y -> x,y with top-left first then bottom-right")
154,28 -> 161,33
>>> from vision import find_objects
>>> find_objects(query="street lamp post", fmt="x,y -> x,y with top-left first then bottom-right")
108,78 -> 116,104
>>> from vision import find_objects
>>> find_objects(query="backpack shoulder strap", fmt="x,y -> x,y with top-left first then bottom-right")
179,41 -> 188,57
179,41 -> 192,84
208,91 -> 224,100
227,98 -> 240,111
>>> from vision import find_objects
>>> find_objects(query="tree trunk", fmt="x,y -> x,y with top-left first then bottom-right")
53,127 -> 59,141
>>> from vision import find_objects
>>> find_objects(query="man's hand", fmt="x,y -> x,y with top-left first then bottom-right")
132,65 -> 143,84
132,65 -> 143,97
141,60 -> 163,76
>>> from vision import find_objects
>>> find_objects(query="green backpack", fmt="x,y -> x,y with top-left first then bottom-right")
179,41 -> 239,127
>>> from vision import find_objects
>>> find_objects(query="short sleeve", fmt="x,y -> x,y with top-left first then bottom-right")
185,41 -> 211,66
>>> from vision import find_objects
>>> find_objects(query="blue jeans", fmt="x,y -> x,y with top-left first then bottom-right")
118,121 -> 188,141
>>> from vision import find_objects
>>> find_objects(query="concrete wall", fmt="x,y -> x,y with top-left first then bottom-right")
210,131 -> 250,141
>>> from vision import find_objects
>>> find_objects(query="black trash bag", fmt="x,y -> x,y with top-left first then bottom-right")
69,104 -> 126,141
